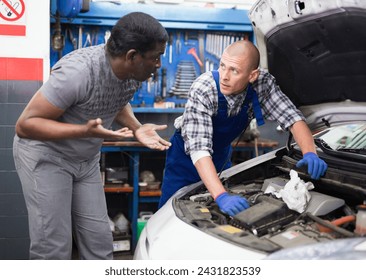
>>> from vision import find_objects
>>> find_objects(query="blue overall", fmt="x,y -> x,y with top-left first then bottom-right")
158,71 -> 264,208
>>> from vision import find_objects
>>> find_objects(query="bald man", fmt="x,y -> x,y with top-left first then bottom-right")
159,40 -> 327,215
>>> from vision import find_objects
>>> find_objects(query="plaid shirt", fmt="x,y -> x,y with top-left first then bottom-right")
177,68 -> 305,155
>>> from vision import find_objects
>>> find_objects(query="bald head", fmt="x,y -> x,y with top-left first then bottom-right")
224,40 -> 260,71
218,40 -> 261,95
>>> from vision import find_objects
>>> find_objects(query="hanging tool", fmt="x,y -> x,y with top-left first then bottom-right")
147,77 -> 152,93
168,33 -> 173,64
187,48 -> 203,69
176,32 -> 181,54
51,12 -> 64,51
161,67 -> 167,99
198,31 -> 205,74
169,61 -> 197,99
78,26 -> 83,49
104,30 -> 111,43
83,32 -> 92,48
68,28 -> 78,50
91,27 -> 99,45
205,59 -> 210,72
153,70 -> 160,100
184,31 -> 188,45
51,11 -> 64,60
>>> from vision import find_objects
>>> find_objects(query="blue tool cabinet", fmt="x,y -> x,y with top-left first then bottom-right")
50,0 -> 254,252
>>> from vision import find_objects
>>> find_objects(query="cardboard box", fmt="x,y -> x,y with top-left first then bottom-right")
112,232 -> 131,252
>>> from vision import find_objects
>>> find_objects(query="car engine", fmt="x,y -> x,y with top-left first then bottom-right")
174,153 -> 366,254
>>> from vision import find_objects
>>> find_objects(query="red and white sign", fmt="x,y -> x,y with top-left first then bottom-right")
0,0 -> 26,36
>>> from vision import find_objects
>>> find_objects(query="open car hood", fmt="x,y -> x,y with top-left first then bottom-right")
248,0 -> 366,109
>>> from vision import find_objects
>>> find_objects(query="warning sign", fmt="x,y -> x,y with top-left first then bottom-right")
0,0 -> 26,36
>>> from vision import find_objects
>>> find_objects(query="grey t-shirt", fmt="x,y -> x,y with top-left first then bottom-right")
21,44 -> 140,161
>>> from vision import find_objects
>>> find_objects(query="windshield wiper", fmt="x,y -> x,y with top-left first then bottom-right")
314,139 -> 366,162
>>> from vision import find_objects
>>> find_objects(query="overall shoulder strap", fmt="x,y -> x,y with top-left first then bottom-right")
247,83 -> 265,126
211,70 -> 220,94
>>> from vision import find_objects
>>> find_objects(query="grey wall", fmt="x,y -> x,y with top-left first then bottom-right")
0,80 -> 42,259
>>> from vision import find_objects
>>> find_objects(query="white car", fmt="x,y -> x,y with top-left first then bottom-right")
134,0 -> 366,260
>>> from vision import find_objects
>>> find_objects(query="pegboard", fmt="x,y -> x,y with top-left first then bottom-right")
50,1 -> 253,109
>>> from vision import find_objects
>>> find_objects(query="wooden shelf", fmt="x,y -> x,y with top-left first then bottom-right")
104,184 -> 133,193
139,190 -> 161,197
103,185 -> 160,196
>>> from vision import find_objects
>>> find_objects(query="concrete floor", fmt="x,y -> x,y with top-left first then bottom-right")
113,251 -> 134,260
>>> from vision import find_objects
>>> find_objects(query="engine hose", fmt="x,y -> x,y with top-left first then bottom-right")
316,215 -> 356,233
305,212 -> 355,237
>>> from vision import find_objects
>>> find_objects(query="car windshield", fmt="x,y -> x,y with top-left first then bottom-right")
316,123 -> 366,154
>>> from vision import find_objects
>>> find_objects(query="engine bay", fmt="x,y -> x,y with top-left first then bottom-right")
174,152 -> 366,254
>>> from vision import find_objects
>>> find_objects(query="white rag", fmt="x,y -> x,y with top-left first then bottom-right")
264,169 -> 314,213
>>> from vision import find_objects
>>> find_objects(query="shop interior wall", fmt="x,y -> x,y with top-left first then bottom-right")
0,0 -> 50,259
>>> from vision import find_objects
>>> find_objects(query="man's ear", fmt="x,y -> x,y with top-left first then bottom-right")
126,49 -> 138,62
249,68 -> 259,83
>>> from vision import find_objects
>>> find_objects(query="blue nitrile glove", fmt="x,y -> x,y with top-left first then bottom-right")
296,152 -> 328,180
215,192 -> 249,216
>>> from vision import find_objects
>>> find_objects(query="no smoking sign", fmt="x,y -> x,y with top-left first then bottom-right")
0,0 -> 25,21
0,0 -> 26,36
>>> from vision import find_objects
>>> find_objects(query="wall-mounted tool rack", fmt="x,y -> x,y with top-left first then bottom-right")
50,0 -> 253,112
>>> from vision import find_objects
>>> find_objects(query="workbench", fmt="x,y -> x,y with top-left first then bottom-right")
101,138 -> 279,251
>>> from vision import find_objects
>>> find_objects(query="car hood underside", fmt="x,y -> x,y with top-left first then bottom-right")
249,0 -> 366,107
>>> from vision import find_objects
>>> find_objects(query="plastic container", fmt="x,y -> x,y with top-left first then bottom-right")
355,204 -> 366,236
113,213 -> 130,233
137,214 -> 153,240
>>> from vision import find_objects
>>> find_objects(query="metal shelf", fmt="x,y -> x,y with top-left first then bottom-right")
101,142 -> 163,251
